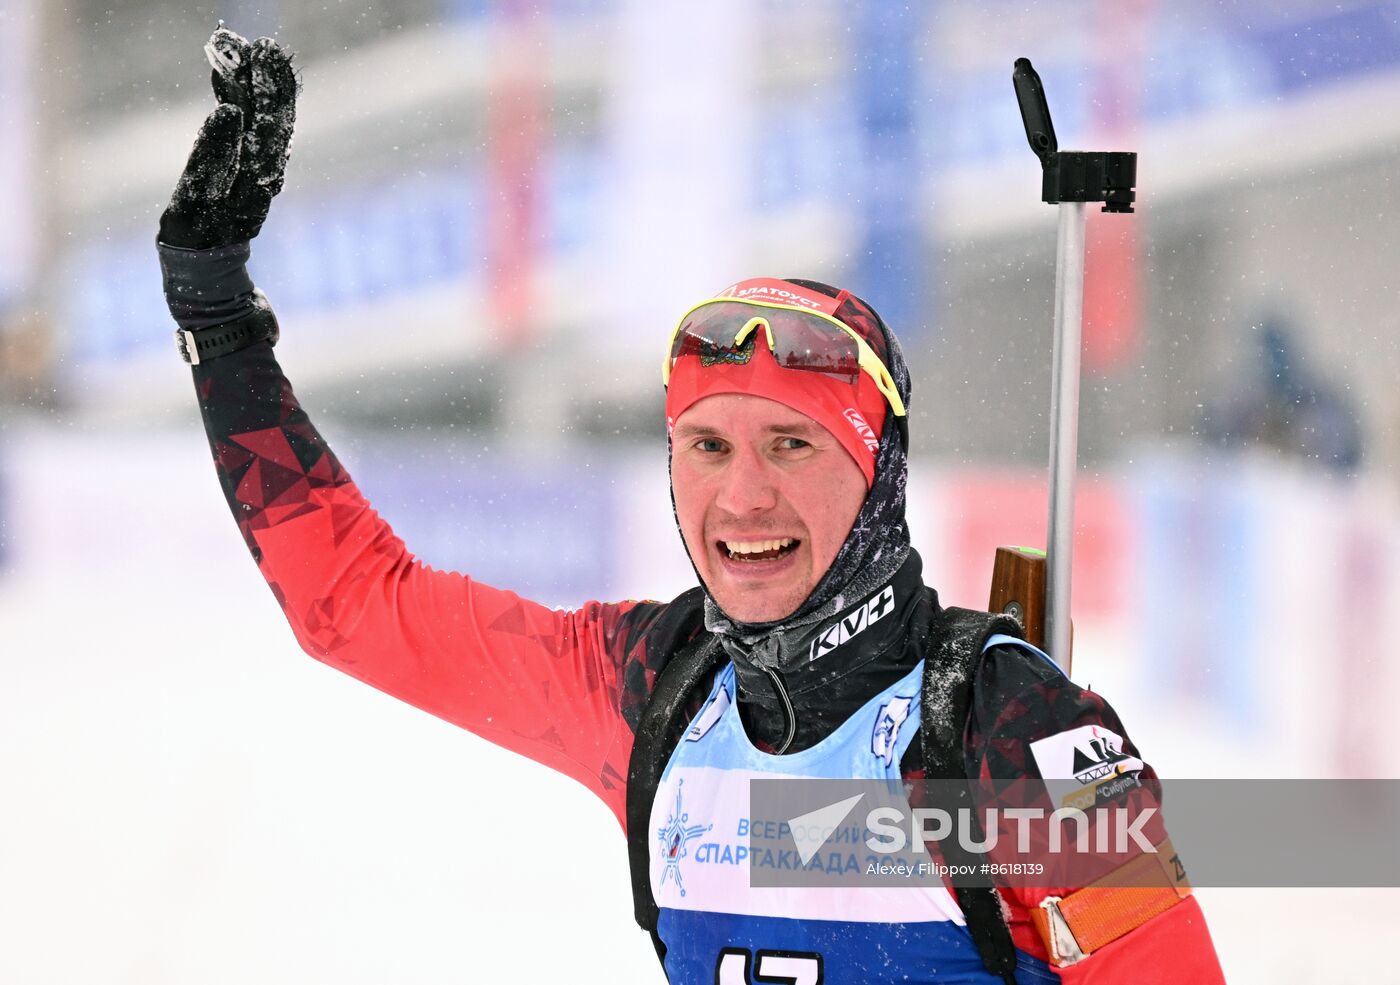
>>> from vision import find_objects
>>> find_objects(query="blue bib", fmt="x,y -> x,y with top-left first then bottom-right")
648,653 -> 1059,985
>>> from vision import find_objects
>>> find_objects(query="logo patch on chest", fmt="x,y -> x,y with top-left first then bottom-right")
809,584 -> 895,661
656,778 -> 713,899
871,694 -> 914,767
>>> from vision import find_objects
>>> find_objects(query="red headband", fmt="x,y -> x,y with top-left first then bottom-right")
664,280 -> 888,486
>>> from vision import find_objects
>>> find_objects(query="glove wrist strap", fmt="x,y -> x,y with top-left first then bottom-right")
176,303 -> 279,365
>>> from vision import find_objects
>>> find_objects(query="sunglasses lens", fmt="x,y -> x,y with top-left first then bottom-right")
830,299 -> 890,373
670,303 -> 861,384
761,307 -> 861,383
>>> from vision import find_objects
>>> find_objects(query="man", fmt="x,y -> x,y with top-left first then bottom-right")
158,30 -> 1224,984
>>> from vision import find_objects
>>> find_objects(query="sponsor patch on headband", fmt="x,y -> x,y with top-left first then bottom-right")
843,408 -> 879,453
716,277 -> 842,316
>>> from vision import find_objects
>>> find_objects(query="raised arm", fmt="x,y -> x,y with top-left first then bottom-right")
192,339 -> 650,809
156,30 -> 668,822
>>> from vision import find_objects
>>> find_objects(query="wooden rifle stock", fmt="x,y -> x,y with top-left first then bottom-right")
987,545 -> 1071,674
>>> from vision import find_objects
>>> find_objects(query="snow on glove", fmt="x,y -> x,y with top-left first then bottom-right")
159,29 -> 298,251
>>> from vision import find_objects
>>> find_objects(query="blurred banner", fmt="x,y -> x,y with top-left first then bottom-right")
0,0 -> 38,310
1081,0 -> 1149,372
851,2 -> 924,338
600,0 -> 754,347
486,0 -> 547,344
937,1 -> 1400,170
52,1 -> 1400,406
352,438 -> 621,604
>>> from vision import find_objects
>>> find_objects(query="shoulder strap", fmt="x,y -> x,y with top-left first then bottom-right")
920,605 -> 1024,779
625,631 -> 725,959
920,604 -> 1026,985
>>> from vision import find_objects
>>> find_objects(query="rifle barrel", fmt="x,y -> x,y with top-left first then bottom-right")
1045,201 -> 1086,669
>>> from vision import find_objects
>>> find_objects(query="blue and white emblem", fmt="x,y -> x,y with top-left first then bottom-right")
656,778 -> 712,897
871,694 -> 913,767
685,682 -> 731,742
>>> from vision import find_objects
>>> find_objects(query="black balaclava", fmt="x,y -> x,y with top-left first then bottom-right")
667,279 -> 915,679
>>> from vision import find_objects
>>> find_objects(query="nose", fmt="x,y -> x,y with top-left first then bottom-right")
713,442 -> 779,517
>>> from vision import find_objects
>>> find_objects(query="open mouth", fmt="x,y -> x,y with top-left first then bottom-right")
719,538 -> 800,562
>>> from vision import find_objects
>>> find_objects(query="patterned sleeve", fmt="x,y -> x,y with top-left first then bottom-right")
964,645 -> 1224,982
191,339 -> 686,825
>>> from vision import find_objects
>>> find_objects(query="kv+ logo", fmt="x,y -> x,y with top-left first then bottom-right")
809,585 -> 895,661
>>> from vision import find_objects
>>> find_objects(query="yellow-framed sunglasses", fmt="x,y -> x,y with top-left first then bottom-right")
661,297 -> 907,418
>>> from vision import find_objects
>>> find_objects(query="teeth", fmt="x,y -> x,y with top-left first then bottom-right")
726,538 -> 795,556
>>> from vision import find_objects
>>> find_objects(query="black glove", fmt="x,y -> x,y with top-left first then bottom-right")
160,28 -> 298,249
159,29 -> 296,363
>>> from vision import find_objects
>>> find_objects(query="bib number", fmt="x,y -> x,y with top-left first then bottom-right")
717,948 -> 823,985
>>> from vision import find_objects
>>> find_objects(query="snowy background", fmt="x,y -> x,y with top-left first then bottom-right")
2,1 -> 1400,982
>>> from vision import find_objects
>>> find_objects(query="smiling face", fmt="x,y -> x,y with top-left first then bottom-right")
670,393 -> 869,623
